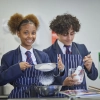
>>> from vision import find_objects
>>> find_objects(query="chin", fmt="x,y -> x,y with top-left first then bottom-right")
26,42 -> 33,45
24,44 -> 32,48
65,43 -> 71,46
27,44 -> 33,47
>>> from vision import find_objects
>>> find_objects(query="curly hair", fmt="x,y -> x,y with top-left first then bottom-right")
8,13 -> 39,35
49,14 -> 81,35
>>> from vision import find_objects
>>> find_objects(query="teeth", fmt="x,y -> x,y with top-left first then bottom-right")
27,40 -> 32,42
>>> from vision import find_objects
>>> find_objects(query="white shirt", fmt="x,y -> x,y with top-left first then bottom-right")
57,40 -> 72,54
19,45 -> 37,64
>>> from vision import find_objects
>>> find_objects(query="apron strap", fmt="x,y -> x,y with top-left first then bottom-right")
34,50 -> 42,64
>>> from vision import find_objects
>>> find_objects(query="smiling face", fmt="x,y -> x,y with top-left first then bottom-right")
57,27 -> 75,46
17,23 -> 36,50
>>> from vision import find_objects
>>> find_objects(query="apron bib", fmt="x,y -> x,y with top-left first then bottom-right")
64,54 -> 86,90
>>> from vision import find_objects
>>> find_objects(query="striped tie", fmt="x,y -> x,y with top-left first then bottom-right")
25,51 -> 33,64
64,45 -> 71,54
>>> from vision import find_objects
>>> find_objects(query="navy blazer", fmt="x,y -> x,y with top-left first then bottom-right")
43,40 -> 98,90
0,47 -> 50,86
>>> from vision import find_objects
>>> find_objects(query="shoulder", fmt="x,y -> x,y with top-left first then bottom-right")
43,45 -> 53,53
73,42 -> 85,46
34,49 -> 49,57
43,40 -> 58,53
1,48 -> 18,61
73,42 -> 88,57
73,42 -> 87,50
43,44 -> 56,59
34,49 -> 50,63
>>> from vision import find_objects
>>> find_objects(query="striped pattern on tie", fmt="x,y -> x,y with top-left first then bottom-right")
64,45 -> 71,54
25,51 -> 33,65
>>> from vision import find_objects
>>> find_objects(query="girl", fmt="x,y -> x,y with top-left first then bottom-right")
0,13 -> 64,98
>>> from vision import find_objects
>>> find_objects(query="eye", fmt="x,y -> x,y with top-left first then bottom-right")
24,31 -> 28,34
70,32 -> 75,35
32,32 -> 36,35
62,34 -> 67,36
63,34 -> 67,36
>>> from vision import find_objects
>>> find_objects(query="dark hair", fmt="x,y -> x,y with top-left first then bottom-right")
49,14 -> 81,35
17,19 -> 34,31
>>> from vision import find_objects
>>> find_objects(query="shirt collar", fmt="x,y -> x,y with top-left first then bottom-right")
57,40 -> 72,52
19,45 -> 33,54
57,40 -> 64,50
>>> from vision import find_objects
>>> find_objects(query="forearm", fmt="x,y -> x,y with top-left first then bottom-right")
0,64 -> 23,85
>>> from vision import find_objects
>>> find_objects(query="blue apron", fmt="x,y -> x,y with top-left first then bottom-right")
9,48 -> 55,98
8,49 -> 46,98
9,64 -> 43,98
60,42 -> 87,90
64,54 -> 86,89
55,54 -> 86,98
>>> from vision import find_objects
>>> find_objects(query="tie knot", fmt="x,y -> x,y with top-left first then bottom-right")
64,45 -> 70,49
25,51 -> 31,57
64,45 -> 71,54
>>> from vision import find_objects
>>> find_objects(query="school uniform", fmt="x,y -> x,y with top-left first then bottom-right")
0,46 -> 62,98
43,40 -> 98,90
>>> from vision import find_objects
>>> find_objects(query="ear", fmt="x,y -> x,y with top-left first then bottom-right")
17,31 -> 20,37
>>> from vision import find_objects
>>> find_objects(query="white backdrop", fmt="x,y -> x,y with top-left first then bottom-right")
0,0 -> 100,95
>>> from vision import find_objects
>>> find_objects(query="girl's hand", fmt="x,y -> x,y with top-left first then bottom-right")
19,62 -> 31,71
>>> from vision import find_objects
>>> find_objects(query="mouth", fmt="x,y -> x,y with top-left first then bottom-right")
65,41 -> 71,44
26,40 -> 33,43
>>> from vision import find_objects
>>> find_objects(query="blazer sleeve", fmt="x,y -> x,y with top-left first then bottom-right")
77,43 -> 98,80
0,54 -> 23,86
84,62 -> 98,80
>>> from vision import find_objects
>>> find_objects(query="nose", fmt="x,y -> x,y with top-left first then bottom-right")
28,33 -> 32,38
67,34 -> 71,40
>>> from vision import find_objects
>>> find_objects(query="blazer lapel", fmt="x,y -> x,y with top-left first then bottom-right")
52,40 -> 64,63
33,49 -> 42,64
52,40 -> 63,54
71,42 -> 80,55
